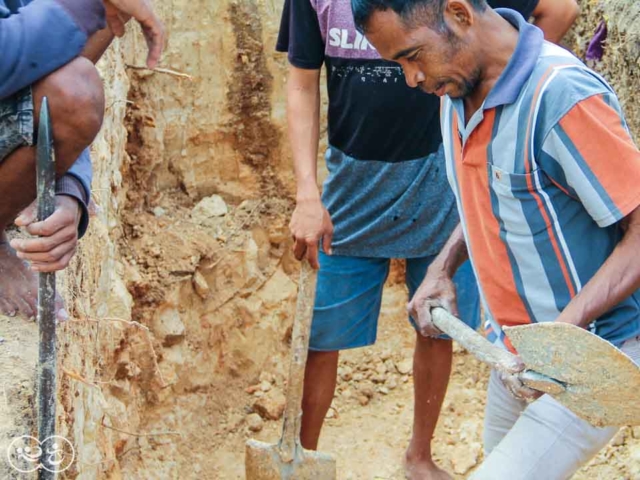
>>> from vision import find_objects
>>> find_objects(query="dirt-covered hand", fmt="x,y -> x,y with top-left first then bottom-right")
10,196 -> 81,273
407,268 -> 458,338
496,356 -> 542,401
289,198 -> 333,270
103,0 -> 165,68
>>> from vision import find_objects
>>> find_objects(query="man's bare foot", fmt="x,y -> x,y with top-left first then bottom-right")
0,235 -> 65,320
405,447 -> 452,480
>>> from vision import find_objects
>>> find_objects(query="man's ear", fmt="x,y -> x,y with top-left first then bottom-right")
444,0 -> 475,29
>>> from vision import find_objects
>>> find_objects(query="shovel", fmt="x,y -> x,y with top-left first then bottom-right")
245,260 -> 336,480
36,97 -> 58,479
431,307 -> 640,427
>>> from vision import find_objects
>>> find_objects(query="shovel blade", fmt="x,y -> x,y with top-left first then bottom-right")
245,439 -> 336,480
506,322 -> 640,427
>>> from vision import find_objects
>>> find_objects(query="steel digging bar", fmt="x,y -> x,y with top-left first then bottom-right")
36,97 -> 58,480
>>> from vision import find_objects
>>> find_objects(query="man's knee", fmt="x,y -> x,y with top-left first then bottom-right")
33,57 -> 105,174
415,333 -> 452,352
307,350 -> 339,369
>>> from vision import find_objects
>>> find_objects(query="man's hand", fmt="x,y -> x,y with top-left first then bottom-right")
104,0 -> 165,68
9,196 -> 82,273
496,356 -> 542,401
290,197 -> 333,270
407,266 -> 458,338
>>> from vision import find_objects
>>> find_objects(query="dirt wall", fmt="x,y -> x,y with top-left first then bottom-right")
54,2 -> 298,477
62,2 -> 297,477
1,1 -> 296,476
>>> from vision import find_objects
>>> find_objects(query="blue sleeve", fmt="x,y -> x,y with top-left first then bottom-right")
0,0 -> 106,99
61,149 -> 92,238
66,148 -> 92,200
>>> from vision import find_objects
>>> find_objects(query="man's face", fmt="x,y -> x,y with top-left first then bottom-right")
364,7 -> 481,98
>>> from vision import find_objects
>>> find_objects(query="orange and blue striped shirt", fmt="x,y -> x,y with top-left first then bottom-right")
442,9 -> 640,351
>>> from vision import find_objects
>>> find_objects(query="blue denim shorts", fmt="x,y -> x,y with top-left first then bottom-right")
310,252 -> 481,351
0,87 -> 34,162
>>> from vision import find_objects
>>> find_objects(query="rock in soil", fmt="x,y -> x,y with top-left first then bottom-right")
395,359 -> 413,375
253,389 -> 286,420
260,380 -> 271,392
451,441 -> 481,475
152,206 -> 166,217
152,306 -> 186,346
359,384 -> 375,399
338,366 -> 353,382
192,194 -> 228,220
246,413 -> 264,432
192,271 -> 210,299
611,428 -> 627,447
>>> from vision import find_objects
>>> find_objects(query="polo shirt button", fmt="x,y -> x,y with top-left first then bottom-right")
495,171 -> 502,180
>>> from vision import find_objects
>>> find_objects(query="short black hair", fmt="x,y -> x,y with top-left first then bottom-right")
352,0 -> 487,34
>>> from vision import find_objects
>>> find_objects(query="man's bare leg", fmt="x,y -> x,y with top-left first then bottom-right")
0,57 -> 104,319
405,334 -> 453,480
300,350 -> 339,450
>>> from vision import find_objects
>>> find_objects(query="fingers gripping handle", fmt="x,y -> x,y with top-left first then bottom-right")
430,307 -> 521,370
279,261 -> 318,462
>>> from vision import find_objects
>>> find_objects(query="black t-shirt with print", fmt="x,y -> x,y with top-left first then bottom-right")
276,0 -> 540,162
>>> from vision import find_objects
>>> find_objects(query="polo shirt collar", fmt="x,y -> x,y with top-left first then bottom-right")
483,8 -> 544,109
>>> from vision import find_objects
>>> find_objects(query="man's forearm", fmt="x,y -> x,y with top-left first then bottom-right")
430,223 -> 469,277
287,67 -> 321,201
532,0 -> 580,44
558,208 -> 640,328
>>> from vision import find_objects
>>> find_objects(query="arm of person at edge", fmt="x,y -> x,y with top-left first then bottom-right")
555,206 -> 640,330
0,0 -> 163,99
287,66 -> 334,270
407,223 -> 539,401
0,0 -> 104,99
8,30 -> 110,273
7,0 -> 164,273
530,0 -> 580,44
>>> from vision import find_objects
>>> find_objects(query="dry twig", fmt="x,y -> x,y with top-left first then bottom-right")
101,420 -> 182,438
125,64 -> 193,80
62,369 -> 101,389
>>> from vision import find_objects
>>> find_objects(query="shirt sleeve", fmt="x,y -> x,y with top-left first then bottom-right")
0,0 -> 105,99
57,148 -> 92,238
275,0 -> 325,70
488,0 -> 539,19
538,92 -> 640,228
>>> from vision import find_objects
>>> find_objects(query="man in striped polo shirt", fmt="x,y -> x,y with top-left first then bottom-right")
278,0 -> 579,477
353,0 -> 640,477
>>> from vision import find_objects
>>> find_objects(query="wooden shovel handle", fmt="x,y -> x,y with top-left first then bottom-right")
279,260 -> 317,462
431,307 -> 519,368
431,308 -> 566,393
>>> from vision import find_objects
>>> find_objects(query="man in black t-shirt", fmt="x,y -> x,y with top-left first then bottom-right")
277,0 -> 578,477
